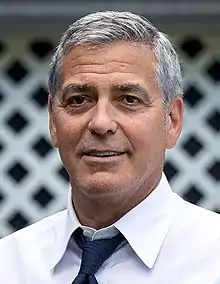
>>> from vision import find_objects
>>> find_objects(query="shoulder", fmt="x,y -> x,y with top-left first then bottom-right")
171,193 -> 220,245
0,209 -> 67,256
177,195 -> 220,231
161,194 -> 220,278
0,210 -> 67,281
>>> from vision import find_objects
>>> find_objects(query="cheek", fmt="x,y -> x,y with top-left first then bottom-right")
54,114 -> 80,148
127,117 -> 166,158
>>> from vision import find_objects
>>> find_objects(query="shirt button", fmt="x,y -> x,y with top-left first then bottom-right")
83,229 -> 92,237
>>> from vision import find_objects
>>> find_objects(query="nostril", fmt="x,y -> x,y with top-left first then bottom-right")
88,120 -> 118,136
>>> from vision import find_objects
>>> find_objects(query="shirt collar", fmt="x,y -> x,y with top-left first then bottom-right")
48,190 -> 80,271
114,173 -> 175,268
48,172 -> 175,270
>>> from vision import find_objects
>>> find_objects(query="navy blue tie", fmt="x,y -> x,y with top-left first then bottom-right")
72,228 -> 125,283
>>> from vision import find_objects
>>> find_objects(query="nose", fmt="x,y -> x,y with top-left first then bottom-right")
88,100 -> 118,135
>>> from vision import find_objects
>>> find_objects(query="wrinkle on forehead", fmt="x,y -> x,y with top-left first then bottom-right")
61,42 -> 155,77
63,62 -> 145,77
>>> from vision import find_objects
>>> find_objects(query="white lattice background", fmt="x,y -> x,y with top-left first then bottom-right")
0,29 -> 219,238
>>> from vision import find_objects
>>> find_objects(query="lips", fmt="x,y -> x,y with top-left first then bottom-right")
83,150 -> 126,157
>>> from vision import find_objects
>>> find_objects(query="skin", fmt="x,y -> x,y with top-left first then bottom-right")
48,42 -> 183,229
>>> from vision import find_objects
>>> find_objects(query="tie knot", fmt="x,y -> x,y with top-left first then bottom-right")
74,228 -> 125,276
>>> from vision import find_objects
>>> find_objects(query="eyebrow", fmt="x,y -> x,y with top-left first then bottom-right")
61,83 -> 96,100
111,83 -> 152,101
61,82 -> 152,102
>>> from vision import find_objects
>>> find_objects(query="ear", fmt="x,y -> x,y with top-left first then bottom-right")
48,94 -> 58,148
165,96 -> 184,149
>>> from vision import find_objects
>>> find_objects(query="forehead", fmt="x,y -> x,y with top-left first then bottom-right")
61,42 -> 157,88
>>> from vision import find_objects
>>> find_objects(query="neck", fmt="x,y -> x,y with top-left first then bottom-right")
72,172 -> 162,230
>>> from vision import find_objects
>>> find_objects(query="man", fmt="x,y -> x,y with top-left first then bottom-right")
0,11 -> 220,284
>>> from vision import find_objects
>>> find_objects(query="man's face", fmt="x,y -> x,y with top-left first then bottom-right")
49,42 -> 183,199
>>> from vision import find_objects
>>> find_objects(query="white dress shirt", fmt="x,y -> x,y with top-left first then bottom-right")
0,173 -> 220,284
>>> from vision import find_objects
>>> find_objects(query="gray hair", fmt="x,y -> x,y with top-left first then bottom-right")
48,11 -> 183,104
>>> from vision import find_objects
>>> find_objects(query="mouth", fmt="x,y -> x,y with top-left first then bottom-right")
81,149 -> 128,162
83,151 -> 126,157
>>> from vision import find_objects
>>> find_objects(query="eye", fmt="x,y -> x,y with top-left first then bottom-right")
123,95 -> 141,105
67,95 -> 87,105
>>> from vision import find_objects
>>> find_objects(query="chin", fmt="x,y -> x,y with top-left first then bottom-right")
77,173 -> 128,196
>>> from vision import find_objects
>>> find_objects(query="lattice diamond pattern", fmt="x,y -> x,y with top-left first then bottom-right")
183,184 -> 204,205
184,86 -> 204,108
31,86 -> 48,108
207,61 -> 220,83
0,90 -> 4,105
29,40 -> 53,59
206,109 -> 220,133
207,160 -> 220,182
164,160 -> 180,182
7,211 -> 30,231
0,41 -> 4,54
6,110 -> 29,134
0,190 -> 5,205
6,161 -> 29,184
0,31 -> 219,238
181,37 -> 204,58
182,135 -> 204,157
5,61 -> 28,84
0,141 -> 4,154
31,136 -> 53,158
32,186 -> 55,208
57,166 -> 70,183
